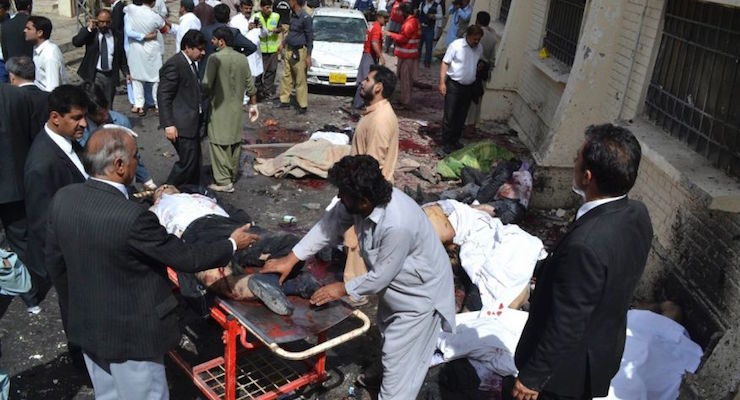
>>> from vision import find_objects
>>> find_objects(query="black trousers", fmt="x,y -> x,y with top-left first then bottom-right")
442,77 -> 474,146
166,136 -> 202,186
261,52 -> 279,96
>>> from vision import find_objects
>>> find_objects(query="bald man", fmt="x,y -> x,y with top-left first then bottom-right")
46,127 -> 258,399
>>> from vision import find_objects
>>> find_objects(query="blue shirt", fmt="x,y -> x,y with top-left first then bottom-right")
354,0 -> 373,11
78,110 -> 132,147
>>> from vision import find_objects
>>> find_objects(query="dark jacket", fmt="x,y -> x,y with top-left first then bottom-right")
20,84 -> 49,136
157,52 -> 205,139
1,13 -> 33,61
72,26 -> 125,85
23,129 -> 87,277
46,179 -> 233,359
110,0 -> 130,76
514,197 -> 653,398
0,84 -> 36,204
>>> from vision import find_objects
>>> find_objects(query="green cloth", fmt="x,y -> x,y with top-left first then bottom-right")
437,141 -> 514,179
202,46 -> 257,145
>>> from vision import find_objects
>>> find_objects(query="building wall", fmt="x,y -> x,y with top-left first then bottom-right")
481,0 -> 740,395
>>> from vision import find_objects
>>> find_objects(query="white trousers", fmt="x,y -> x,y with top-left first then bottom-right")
131,80 -> 158,109
84,353 -> 169,400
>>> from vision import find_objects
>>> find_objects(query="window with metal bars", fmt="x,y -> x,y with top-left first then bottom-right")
542,0 -> 587,67
499,0 -> 511,23
645,0 -> 740,177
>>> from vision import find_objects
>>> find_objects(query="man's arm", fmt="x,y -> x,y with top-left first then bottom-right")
517,243 -> 605,391
201,55 -> 217,97
232,28 -> 258,56
127,211 -> 234,273
124,15 -> 148,42
72,26 -> 94,48
344,226 -> 411,297
157,60 -> 178,130
44,196 -> 66,288
304,14 -> 313,56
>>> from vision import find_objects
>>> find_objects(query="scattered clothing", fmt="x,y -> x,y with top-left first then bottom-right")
254,139 -> 351,178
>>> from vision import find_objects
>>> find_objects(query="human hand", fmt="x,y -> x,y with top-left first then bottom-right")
310,282 -> 347,306
248,104 -> 259,122
305,57 -> 311,68
379,55 -> 386,65
87,19 -> 95,31
438,82 -> 446,96
165,126 -> 178,142
512,379 -> 539,400
230,224 -> 259,250
145,31 -> 158,40
261,253 -> 299,284
126,74 -> 132,82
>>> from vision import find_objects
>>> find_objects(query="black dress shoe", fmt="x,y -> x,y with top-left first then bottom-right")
277,101 -> 291,109
297,107 -> 307,114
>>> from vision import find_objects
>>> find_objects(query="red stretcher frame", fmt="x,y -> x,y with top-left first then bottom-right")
166,268 -> 371,400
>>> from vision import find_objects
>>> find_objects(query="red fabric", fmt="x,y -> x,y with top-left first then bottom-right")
390,0 -> 407,23
364,21 -> 383,55
390,16 -> 421,59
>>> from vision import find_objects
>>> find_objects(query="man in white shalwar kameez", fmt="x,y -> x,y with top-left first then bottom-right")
125,0 -> 165,112
262,155 -> 456,400
170,0 -> 202,53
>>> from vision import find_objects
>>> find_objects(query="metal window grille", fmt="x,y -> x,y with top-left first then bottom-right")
645,0 -> 740,177
542,0 -> 587,67
499,0 -> 512,23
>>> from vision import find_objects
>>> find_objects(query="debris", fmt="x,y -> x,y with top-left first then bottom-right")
555,209 -> 567,218
282,215 -> 296,224
162,151 -> 174,158
29,354 -> 43,360
302,203 -> 321,210
263,118 -> 279,127
270,183 -> 282,191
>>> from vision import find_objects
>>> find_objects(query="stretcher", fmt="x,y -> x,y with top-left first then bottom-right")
166,268 -> 371,400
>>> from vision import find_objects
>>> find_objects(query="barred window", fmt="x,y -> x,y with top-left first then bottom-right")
542,0 -> 587,67
499,0 -> 511,23
645,0 -> 740,177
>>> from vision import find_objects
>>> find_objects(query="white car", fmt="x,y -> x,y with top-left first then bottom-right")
308,8 -> 368,87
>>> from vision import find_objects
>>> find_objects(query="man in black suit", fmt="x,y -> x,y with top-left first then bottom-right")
7,55 -> 48,136
24,85 -> 88,334
72,9 -> 123,106
199,3 -> 256,79
0,0 -> 33,61
511,124 -> 653,400
157,30 -> 207,186
46,127 -> 258,398
109,0 -> 128,81
0,78 -> 37,311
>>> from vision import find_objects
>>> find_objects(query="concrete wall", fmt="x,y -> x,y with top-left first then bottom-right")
479,0 -> 740,396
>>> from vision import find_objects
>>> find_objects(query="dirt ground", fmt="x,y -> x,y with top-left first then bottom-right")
0,39 -> 572,399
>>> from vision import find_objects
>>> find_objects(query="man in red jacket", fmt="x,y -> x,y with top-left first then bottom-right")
385,3 -> 420,108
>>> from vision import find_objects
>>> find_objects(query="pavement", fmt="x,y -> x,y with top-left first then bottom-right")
0,8 -> 572,399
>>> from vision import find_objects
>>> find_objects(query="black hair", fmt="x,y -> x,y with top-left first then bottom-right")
400,2 -> 412,15
369,64 -> 396,99
27,16 -> 52,39
294,0 -> 305,7
581,123 -> 642,196
214,3 -> 230,22
181,29 -> 207,50
213,26 -> 234,46
465,24 -> 483,37
181,0 -> 195,12
80,81 -> 109,113
15,0 -> 31,11
476,11 -> 490,27
328,155 -> 393,207
96,8 -> 112,18
0,0 -> 11,11
241,0 -> 253,6
48,85 -> 89,116
261,0 -> 272,7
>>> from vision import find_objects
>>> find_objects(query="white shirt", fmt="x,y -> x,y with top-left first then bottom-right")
245,28 -> 263,76
90,177 -> 129,198
95,30 -> 115,71
442,37 -> 482,85
171,12 -> 202,53
33,40 -> 66,92
229,13 -> 251,37
44,124 -> 89,179
149,193 -> 229,238
205,0 -> 220,7
576,195 -> 627,220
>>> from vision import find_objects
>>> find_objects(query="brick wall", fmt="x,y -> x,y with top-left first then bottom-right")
629,151 -> 740,346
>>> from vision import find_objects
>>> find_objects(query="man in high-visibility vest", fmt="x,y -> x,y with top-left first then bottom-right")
385,2 -> 420,108
255,0 -> 281,99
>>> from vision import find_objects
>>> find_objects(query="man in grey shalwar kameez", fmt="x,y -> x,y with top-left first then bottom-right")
262,155 -> 455,399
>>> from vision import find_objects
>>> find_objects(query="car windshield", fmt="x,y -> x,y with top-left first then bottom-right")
312,16 -> 367,43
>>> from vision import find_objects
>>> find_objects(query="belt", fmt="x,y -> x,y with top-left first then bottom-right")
96,69 -> 113,76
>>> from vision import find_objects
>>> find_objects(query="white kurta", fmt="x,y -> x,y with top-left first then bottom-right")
171,12 -> 202,53
245,28 -> 263,77
125,4 -> 165,82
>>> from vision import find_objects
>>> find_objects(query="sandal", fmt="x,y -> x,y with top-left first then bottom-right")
130,106 -> 138,113
137,107 -> 147,117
